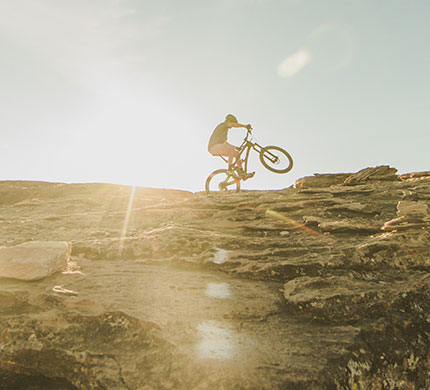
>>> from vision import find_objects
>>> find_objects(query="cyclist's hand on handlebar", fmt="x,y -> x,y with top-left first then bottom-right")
246,124 -> 252,130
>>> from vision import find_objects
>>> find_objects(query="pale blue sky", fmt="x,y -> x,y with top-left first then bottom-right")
1,0 -> 429,191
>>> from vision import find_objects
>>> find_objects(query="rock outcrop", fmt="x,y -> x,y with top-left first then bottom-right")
0,168 -> 430,389
0,241 -> 71,280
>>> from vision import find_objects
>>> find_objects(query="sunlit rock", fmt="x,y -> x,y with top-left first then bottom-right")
295,173 -> 350,188
397,200 -> 428,218
382,201 -> 430,232
399,171 -> 430,182
0,169 -> 430,389
0,241 -> 71,281
344,165 -> 398,185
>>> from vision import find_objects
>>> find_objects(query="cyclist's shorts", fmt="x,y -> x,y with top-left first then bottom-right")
209,143 -> 237,158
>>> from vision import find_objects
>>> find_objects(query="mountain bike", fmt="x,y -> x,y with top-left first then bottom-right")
205,128 -> 293,193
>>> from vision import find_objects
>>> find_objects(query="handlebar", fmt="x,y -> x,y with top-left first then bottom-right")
241,128 -> 252,145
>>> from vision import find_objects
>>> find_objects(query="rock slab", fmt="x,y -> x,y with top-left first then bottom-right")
0,241 -> 71,281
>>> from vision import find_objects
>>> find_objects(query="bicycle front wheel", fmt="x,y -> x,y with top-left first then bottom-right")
205,169 -> 241,194
259,146 -> 293,174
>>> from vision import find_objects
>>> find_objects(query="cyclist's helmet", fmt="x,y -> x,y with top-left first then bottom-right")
225,114 -> 238,123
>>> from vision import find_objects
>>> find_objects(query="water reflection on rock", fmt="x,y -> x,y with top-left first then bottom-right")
196,321 -> 235,360
205,282 -> 231,299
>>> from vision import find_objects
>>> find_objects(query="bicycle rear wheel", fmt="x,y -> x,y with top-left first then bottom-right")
205,169 -> 241,194
259,146 -> 293,174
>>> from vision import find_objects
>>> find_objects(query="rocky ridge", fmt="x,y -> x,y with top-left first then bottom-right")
1,166 -> 430,389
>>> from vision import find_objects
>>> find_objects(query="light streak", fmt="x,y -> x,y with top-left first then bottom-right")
118,185 -> 136,257
265,209 -> 335,243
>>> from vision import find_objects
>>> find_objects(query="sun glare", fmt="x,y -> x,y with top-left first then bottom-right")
278,49 -> 312,78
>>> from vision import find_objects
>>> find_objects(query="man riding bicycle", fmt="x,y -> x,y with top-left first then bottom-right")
208,114 -> 255,180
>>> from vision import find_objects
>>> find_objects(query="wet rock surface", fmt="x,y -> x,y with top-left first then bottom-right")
0,167 -> 429,389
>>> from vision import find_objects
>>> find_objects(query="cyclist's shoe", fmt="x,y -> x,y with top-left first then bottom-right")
241,171 -> 255,180
245,171 -> 256,180
236,168 -> 255,180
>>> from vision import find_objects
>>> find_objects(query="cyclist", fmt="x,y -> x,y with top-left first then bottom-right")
208,114 -> 255,180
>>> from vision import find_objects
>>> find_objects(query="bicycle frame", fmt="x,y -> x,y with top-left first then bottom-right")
208,128 -> 292,192
219,130 -> 264,174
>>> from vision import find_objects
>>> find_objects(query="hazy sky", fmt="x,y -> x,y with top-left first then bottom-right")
1,0 -> 429,191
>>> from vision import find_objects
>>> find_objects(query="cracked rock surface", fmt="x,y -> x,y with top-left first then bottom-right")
1,166 -> 430,389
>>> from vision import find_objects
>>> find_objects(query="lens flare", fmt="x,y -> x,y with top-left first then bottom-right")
306,23 -> 355,72
265,209 -> 335,243
278,48 -> 312,78
196,321 -> 235,360
205,282 -> 231,299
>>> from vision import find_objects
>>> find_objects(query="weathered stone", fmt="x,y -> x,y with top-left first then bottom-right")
0,305 -> 178,390
381,216 -> 408,231
295,173 -> 350,188
382,216 -> 430,231
302,215 -> 324,227
0,291 -> 35,314
344,165 -> 398,185
355,233 -> 402,260
397,200 -> 428,218
283,274 -> 430,324
0,171 -> 430,389
0,241 -> 71,281
328,202 -> 379,215
356,230 -> 430,268
318,220 -> 380,234
399,171 -> 430,181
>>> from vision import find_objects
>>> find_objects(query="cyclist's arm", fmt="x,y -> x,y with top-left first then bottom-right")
230,123 -> 251,129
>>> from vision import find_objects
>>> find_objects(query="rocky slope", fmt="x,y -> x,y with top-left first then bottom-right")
1,166 -> 430,389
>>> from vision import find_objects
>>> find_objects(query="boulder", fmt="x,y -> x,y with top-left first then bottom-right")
0,241 -> 71,281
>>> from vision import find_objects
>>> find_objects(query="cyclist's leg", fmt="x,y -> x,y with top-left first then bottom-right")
233,155 -> 243,170
226,144 -> 241,169
209,143 -> 239,170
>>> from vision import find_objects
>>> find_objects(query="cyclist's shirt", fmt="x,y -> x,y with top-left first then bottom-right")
208,122 -> 228,151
